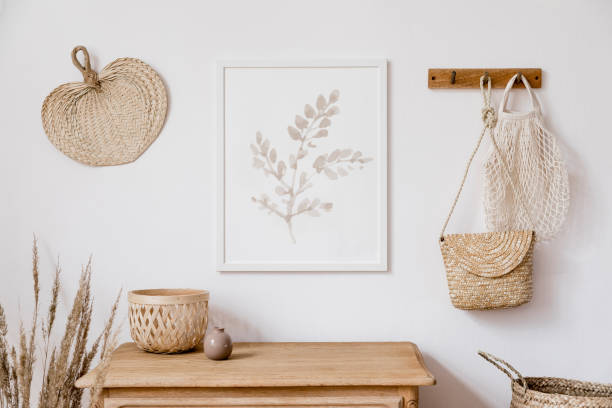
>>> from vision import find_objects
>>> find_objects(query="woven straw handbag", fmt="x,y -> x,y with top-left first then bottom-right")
479,351 -> 612,407
439,77 -> 535,310
41,46 -> 167,166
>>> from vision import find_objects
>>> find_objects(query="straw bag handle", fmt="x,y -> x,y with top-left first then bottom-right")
478,351 -> 528,393
439,76 -> 536,239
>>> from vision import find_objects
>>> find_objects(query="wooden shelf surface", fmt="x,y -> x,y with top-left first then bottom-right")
76,342 -> 436,389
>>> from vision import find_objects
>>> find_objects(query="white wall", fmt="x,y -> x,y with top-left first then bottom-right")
1,0 -> 611,406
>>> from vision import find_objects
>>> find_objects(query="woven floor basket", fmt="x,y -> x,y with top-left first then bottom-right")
480,352 -> 612,407
41,46 -> 167,166
128,289 -> 209,354
440,230 -> 534,310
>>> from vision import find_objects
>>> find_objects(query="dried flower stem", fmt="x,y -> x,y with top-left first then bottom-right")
0,238 -> 120,408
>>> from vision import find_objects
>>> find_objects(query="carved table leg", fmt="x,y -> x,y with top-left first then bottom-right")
398,386 -> 418,408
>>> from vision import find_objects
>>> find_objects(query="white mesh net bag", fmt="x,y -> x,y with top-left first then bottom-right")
483,74 -> 569,242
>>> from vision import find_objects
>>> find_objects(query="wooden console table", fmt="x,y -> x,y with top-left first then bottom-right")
76,342 -> 435,408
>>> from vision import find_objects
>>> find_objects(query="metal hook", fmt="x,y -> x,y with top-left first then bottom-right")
450,70 -> 456,84
515,71 -> 522,84
483,71 -> 490,85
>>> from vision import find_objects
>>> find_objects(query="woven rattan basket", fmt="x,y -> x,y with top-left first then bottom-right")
42,46 -> 167,166
128,289 -> 209,354
479,351 -> 612,407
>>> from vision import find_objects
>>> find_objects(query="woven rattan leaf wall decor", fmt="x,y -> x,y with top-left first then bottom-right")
41,46 -> 167,166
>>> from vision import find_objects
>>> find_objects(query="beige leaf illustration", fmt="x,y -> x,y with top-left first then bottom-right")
288,126 -> 301,141
313,155 -> 326,169
340,148 -> 353,158
323,168 -> 338,180
253,157 -> 265,168
319,118 -> 331,128
326,106 -> 340,117
304,104 -> 315,118
250,89 -> 373,244
295,115 -> 308,129
329,149 -> 341,162
329,89 -> 340,104
278,160 -> 286,177
316,94 -> 327,111
297,198 -> 310,212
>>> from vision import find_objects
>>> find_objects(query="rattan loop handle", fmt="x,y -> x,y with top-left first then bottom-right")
478,351 -> 528,393
71,46 -> 100,88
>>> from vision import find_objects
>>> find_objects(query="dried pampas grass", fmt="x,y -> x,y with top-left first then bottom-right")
0,237 -> 121,408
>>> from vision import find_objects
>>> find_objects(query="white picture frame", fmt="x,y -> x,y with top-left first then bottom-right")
217,59 -> 387,271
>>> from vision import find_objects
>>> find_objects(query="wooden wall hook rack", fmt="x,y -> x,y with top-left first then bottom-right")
428,68 -> 542,89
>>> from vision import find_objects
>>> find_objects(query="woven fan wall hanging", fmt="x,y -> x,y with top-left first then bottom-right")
41,46 -> 167,166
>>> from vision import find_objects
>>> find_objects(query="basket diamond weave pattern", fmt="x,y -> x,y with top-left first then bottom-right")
128,289 -> 208,354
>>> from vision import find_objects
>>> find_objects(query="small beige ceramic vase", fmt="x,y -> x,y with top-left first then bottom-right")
204,327 -> 233,360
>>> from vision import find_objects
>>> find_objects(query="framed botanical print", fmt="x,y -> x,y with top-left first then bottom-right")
217,60 -> 387,271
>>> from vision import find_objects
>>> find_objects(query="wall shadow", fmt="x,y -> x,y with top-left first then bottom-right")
420,353 -> 489,408
207,304 -> 262,342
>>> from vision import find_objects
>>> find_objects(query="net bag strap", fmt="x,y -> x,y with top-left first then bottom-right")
498,73 -> 540,114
